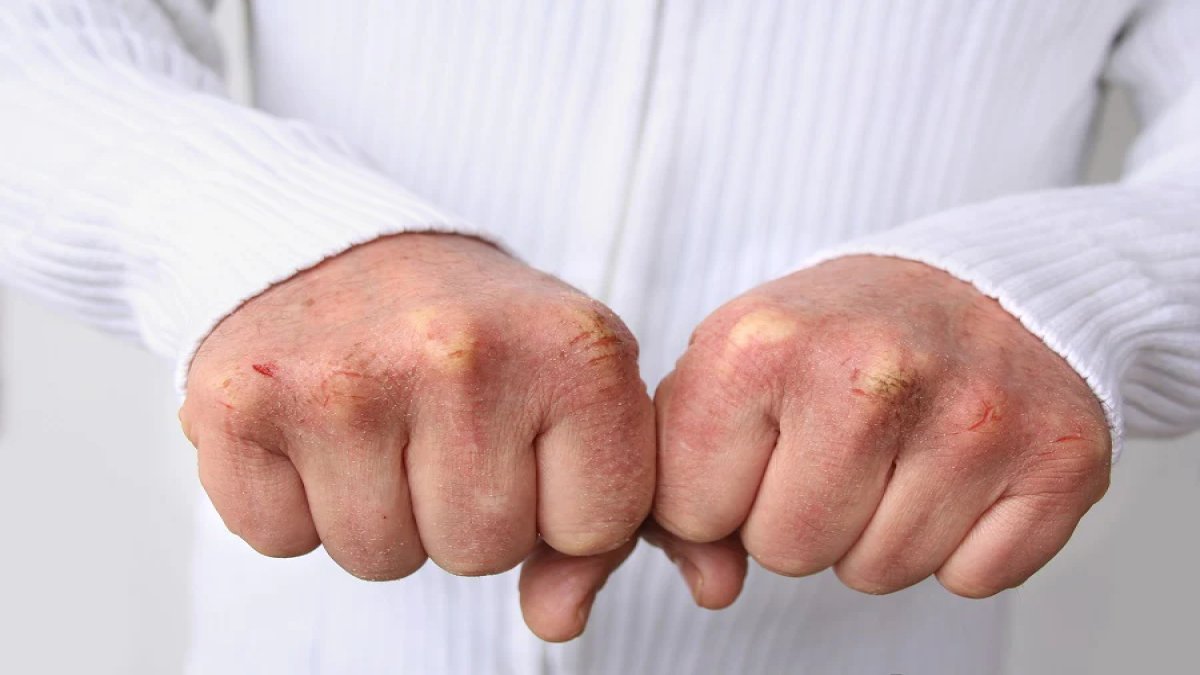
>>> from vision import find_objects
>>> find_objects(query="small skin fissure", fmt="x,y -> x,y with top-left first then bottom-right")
967,401 -> 1000,431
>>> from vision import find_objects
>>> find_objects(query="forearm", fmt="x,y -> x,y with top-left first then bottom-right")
796,0 -> 1200,451
0,0 -> 484,390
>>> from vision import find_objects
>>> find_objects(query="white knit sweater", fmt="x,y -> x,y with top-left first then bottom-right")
2,1 -> 1198,673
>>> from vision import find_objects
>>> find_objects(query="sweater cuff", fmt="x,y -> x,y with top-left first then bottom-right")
106,109 -> 491,395
796,188 -> 1145,459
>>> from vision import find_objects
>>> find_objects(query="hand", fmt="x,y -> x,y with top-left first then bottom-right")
653,255 -> 1111,605
179,233 -> 655,640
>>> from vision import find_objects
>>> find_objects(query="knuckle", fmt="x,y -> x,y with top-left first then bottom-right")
547,522 -> 636,557
434,534 -> 530,576
329,539 -> 427,581
312,364 -> 397,430
551,299 -> 639,373
437,557 -> 515,577
243,529 -> 320,559
745,520 -> 841,577
178,405 -> 198,446
1020,422 -> 1112,503
405,306 -> 489,375
692,301 -> 804,387
226,509 -> 317,559
838,334 -> 933,416
431,505 -> 536,576
191,366 -> 278,422
834,553 -> 923,596
937,567 -> 1006,599
653,503 -> 734,544
750,551 -> 832,579
722,304 -> 802,353
587,483 -> 655,545
1023,450 -> 1110,503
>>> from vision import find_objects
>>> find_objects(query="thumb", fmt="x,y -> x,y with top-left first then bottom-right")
641,520 -> 749,610
518,538 -> 637,642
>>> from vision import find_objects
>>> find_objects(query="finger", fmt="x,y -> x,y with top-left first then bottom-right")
641,521 -> 748,609
535,307 -> 656,556
740,358 -> 910,576
519,538 -> 637,642
196,426 -> 320,559
289,421 -> 427,580
655,307 -> 798,541
937,443 -> 1110,598
406,343 -> 539,575
833,429 -> 1002,595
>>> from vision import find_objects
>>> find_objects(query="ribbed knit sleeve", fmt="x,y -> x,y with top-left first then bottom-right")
801,0 -> 1200,456
0,0 -> 482,390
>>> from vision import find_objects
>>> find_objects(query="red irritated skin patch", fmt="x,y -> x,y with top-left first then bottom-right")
654,254 -> 1113,602
181,232 -> 656,640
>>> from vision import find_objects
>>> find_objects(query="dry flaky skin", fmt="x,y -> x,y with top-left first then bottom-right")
178,236 -> 1112,636
179,233 -> 655,641
655,255 -> 1111,603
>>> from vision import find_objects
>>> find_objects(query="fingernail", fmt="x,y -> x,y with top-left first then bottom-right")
674,556 -> 705,606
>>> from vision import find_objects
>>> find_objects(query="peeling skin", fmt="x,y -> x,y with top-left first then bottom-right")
850,348 -> 918,403
563,305 -> 626,365
727,308 -> 799,350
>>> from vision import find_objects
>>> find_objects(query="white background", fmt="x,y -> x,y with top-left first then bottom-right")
1,2 -> 1197,673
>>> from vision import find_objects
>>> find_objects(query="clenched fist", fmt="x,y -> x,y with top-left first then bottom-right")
179,233 -> 655,640
655,256 -> 1111,604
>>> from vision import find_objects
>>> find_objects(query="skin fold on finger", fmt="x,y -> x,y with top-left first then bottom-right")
739,360 -> 912,577
935,493 -> 1089,598
531,303 -> 656,557
640,520 -> 749,609
196,428 -> 321,559
654,350 -> 781,543
937,445 -> 1110,597
288,426 -> 427,581
833,429 -> 1007,595
535,369 -> 656,557
519,538 -> 638,643
405,363 -> 540,576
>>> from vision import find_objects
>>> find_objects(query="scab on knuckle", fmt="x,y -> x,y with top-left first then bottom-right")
550,300 -> 639,375
844,341 -> 929,409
